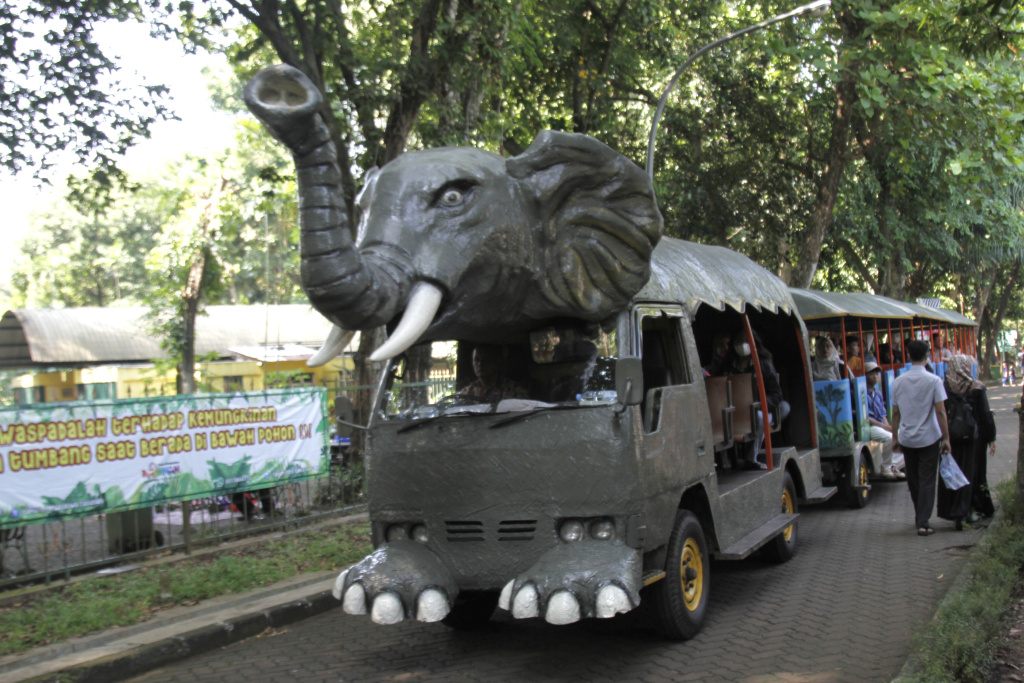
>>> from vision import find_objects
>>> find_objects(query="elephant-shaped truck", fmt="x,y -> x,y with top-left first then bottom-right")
245,65 -> 836,639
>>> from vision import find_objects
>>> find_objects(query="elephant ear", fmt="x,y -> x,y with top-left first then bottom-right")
507,130 -> 663,321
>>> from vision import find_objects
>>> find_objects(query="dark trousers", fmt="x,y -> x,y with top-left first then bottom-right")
904,440 -> 940,529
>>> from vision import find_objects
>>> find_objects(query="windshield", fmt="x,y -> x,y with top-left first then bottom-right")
379,323 -> 619,421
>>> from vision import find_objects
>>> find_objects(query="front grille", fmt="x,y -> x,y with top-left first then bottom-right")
498,519 -> 537,542
444,520 -> 484,542
442,519 -> 540,542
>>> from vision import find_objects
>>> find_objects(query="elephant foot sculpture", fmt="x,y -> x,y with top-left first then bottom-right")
332,541 -> 459,624
498,542 -> 641,625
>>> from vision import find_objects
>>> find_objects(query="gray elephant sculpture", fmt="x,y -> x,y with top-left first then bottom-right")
243,64 -> 663,364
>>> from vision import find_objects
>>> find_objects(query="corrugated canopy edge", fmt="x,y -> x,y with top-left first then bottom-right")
0,305 -> 338,369
640,238 -> 795,317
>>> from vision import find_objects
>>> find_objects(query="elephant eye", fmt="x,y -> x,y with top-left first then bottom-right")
439,188 -> 464,206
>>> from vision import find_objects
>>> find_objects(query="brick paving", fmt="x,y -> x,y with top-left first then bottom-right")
126,385 -> 1024,683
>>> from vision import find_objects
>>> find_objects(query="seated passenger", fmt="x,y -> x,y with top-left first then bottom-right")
731,332 -> 790,469
845,336 -> 865,377
812,336 -> 845,381
460,345 -> 529,402
878,343 -> 894,365
705,332 -> 733,377
865,361 -> 904,478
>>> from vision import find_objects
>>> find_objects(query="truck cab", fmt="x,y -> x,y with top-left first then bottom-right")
336,238 -> 834,638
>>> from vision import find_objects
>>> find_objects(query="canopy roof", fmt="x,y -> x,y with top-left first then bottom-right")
0,305 -> 341,369
640,238 -> 795,316
789,289 -> 977,327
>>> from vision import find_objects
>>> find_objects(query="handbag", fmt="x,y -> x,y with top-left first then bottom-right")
939,452 -> 970,490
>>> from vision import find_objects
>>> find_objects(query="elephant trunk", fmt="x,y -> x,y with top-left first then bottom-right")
244,66 -> 433,359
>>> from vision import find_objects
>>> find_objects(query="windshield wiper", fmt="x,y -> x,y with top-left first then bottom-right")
397,415 -> 444,434
488,404 -> 582,429
396,406 -> 496,434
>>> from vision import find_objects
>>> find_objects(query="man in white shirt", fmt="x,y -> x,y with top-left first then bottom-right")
892,340 -> 951,536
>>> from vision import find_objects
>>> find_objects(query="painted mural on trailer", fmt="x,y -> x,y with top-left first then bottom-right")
814,380 -> 854,449
0,387 -> 329,529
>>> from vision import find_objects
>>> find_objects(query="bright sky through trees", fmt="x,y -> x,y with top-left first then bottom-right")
0,20 -> 234,294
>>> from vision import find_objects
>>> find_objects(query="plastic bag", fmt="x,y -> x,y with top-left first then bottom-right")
939,452 -> 970,490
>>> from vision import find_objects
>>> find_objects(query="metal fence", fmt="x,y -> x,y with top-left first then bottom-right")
0,449 -> 365,591
0,372 -> 462,591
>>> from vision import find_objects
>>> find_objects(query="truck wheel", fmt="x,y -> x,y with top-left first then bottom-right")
651,510 -> 709,640
845,451 -> 871,509
441,591 -> 498,630
764,470 -> 798,563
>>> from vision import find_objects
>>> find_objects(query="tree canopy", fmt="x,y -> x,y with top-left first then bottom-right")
8,0 -> 1024,379
0,0 -> 177,187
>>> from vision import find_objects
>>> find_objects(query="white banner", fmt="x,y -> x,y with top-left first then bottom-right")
0,388 -> 328,528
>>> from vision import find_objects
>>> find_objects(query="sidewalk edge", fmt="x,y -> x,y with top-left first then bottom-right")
20,590 -> 340,683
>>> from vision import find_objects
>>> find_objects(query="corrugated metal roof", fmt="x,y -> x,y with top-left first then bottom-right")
790,289 -> 915,321
640,238 -> 795,315
789,289 -> 978,328
0,305 -> 339,369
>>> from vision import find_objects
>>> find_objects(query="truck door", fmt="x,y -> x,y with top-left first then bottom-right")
635,306 -> 713,545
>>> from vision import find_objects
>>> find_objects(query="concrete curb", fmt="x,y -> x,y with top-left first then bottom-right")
20,589 -> 341,683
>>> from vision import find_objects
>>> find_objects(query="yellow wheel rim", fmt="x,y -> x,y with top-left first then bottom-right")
858,461 -> 869,500
680,538 -> 704,611
781,487 -> 795,542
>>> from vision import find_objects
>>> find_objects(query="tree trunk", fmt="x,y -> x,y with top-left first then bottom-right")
788,70 -> 856,288
177,179 -> 226,395
178,252 -> 204,395
981,260 -> 1021,379
1016,385 -> 1024,522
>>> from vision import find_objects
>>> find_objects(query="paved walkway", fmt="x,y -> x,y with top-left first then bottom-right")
7,385 -> 1023,683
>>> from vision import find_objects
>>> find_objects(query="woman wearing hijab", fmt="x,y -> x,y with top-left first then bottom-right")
811,336 -> 845,381
937,355 -> 996,530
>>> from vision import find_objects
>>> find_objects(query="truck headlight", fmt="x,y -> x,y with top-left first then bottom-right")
590,519 -> 615,541
386,524 -> 408,542
411,524 -> 429,543
559,520 -> 585,543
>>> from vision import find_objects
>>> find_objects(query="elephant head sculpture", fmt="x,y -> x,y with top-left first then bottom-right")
244,65 -> 664,363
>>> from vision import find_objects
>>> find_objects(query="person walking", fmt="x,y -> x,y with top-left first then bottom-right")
936,355 -> 986,529
891,340 -> 951,536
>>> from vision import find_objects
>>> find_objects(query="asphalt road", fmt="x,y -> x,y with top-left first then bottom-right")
126,384 -> 1024,683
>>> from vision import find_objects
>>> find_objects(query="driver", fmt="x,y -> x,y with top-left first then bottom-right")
459,345 -> 529,402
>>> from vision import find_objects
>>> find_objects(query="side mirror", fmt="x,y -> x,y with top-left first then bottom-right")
615,357 -> 644,406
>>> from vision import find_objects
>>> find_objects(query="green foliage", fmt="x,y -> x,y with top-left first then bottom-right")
907,479 -> 1024,682
7,0 -> 1024,349
0,520 -> 372,656
0,0 -> 175,180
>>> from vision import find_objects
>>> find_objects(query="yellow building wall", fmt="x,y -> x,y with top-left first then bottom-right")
13,357 -> 356,405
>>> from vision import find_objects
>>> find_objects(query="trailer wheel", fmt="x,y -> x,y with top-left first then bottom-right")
441,591 -> 498,630
845,450 -> 871,509
651,510 -> 709,640
764,471 -> 798,563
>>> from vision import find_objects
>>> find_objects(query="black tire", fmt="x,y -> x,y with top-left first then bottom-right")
844,451 -> 871,509
764,470 -> 798,563
441,591 -> 498,630
651,510 -> 709,640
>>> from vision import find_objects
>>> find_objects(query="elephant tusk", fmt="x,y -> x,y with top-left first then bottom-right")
369,282 -> 443,362
308,325 -> 356,368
